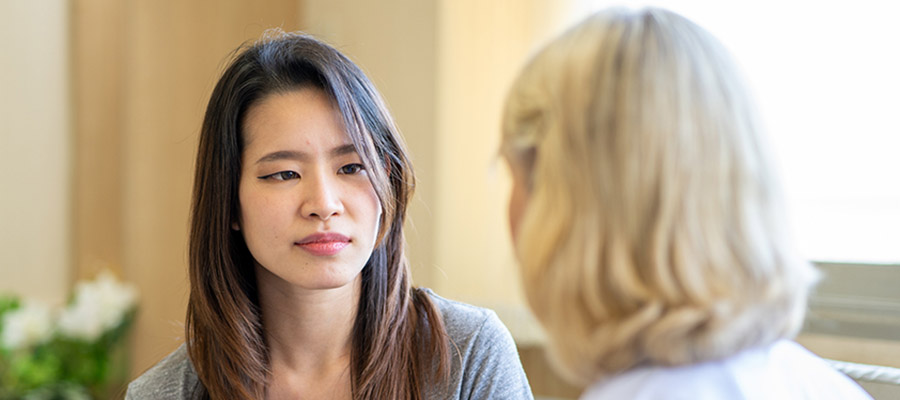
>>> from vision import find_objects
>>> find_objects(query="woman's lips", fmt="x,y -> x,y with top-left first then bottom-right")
295,233 -> 350,256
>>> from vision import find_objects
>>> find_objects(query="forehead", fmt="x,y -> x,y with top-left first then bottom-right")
241,88 -> 349,151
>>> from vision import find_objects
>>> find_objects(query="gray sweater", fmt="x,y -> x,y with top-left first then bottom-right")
126,290 -> 534,399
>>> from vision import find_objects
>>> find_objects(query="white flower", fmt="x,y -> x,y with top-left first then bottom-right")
1,301 -> 54,350
58,270 -> 138,341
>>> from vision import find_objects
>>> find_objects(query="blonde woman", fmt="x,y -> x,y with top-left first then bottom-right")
501,7 -> 872,399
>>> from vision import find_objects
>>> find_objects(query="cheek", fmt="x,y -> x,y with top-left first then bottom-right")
237,182 -> 281,235
237,179 -> 258,224
363,186 -> 383,235
235,180 -> 249,229
349,179 -> 384,248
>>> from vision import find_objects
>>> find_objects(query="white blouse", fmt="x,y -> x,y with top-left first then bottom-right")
580,340 -> 872,400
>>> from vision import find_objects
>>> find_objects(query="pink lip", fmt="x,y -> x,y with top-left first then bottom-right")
295,233 -> 351,256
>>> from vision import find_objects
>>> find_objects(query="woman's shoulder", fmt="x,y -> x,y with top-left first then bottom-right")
126,343 -> 202,400
422,288 -> 503,341
580,340 -> 872,400
421,288 -> 534,400
765,340 -> 873,399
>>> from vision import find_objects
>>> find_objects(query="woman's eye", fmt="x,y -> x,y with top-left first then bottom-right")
260,171 -> 299,181
339,163 -> 364,175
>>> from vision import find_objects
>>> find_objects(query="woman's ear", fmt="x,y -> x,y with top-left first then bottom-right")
231,221 -> 241,231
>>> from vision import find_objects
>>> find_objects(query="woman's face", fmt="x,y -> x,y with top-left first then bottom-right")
237,88 -> 382,293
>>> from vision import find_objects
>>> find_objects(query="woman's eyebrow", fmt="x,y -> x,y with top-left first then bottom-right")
256,150 -> 306,164
255,144 -> 357,164
331,144 -> 357,157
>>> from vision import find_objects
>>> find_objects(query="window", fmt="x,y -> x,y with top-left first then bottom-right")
570,0 -> 900,264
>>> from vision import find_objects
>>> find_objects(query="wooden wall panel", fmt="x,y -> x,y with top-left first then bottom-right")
72,0 -> 125,283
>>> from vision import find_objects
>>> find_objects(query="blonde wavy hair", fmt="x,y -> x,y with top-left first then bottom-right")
502,7 -> 818,385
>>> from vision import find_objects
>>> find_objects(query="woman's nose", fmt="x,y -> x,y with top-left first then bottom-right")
300,172 -> 343,220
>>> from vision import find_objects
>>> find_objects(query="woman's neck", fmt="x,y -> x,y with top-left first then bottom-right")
255,266 -> 360,397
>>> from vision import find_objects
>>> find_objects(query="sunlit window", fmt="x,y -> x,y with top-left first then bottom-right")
570,0 -> 900,264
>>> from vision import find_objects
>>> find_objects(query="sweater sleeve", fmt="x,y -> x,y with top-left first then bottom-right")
459,311 -> 535,400
125,344 -> 201,400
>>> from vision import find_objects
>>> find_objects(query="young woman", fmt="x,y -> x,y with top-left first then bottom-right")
127,32 -> 533,399
501,7 -> 872,400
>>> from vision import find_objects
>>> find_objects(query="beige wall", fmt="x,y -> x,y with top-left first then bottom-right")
0,0 -> 71,306
432,0 -> 566,311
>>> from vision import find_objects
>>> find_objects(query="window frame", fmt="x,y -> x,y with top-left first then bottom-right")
804,262 -> 900,342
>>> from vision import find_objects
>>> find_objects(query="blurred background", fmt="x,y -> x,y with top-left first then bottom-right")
1,0 -> 898,398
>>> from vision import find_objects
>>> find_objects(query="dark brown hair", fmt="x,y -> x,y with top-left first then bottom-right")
187,31 -> 449,399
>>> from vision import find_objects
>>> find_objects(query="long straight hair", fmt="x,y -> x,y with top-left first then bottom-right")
187,31 -> 449,399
